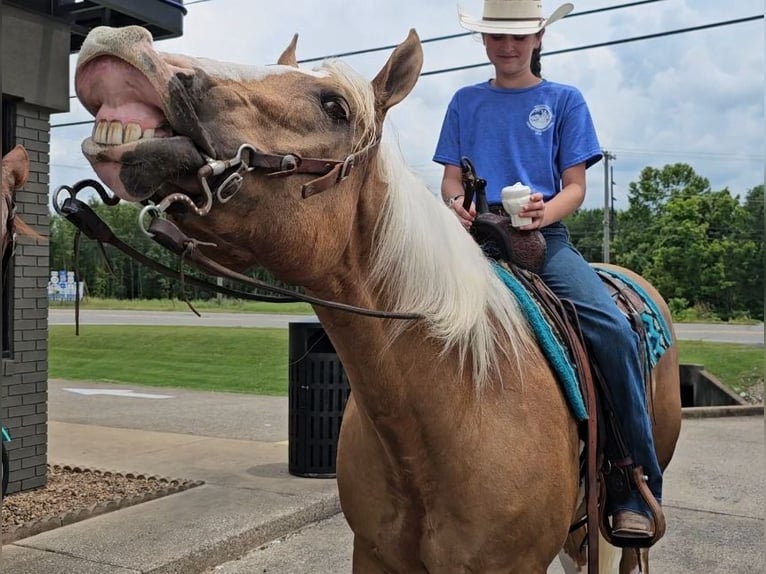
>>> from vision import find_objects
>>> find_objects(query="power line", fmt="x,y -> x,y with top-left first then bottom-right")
296,0 -> 668,64
51,14 -> 764,129
421,15 -> 764,76
51,119 -> 93,128
612,149 -> 762,161
50,163 -> 93,170
66,0 -> 666,100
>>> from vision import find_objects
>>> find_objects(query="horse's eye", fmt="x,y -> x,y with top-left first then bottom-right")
321,96 -> 349,122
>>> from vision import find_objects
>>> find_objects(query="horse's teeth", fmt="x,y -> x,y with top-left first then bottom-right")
92,120 -> 162,144
124,122 -> 142,143
107,121 -> 123,145
94,121 -> 108,144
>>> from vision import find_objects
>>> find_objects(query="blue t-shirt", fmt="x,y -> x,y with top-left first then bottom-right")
433,79 -> 602,204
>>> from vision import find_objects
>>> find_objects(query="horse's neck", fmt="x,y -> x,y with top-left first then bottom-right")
317,308 -> 474,441
303,157 -> 521,444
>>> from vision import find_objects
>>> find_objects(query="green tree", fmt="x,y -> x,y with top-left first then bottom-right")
49,212 -> 78,274
564,207 -> 605,263
612,163 -> 710,275
51,200 -> 161,298
613,163 -> 711,275
50,197 -> 302,302
611,164 -> 762,320
645,190 -> 744,318
731,184 -> 764,319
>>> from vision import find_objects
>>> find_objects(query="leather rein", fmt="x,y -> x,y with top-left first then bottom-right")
53,139 -> 423,322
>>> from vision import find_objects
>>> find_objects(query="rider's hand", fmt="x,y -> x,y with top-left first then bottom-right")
519,192 -> 546,230
447,195 -> 476,230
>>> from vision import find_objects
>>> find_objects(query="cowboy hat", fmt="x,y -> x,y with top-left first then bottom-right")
459,0 -> 574,35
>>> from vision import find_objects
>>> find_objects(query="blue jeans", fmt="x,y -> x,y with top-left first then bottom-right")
538,223 -> 661,517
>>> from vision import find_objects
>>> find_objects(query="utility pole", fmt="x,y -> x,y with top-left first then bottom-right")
602,150 -> 616,263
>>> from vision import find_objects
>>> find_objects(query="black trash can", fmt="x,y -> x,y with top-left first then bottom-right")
288,322 -> 351,478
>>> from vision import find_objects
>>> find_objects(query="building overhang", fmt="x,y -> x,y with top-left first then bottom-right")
4,0 -> 187,52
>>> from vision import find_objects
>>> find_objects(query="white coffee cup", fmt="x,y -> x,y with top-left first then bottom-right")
501,182 -> 532,227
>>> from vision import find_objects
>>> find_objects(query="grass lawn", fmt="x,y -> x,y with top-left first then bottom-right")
49,325 -> 763,397
49,325 -> 289,395
677,340 -> 763,395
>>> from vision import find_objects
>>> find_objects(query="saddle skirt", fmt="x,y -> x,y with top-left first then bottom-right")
492,262 -> 673,421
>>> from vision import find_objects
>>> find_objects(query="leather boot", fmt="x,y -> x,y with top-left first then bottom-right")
612,510 -> 654,539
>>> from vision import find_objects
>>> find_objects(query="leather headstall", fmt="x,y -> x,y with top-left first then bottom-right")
196,138 -> 381,208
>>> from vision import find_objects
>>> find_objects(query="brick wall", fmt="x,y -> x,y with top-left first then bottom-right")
1,102 -> 50,493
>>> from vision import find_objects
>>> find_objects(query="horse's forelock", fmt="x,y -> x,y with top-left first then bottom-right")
317,60 -> 378,152
368,144 -> 536,390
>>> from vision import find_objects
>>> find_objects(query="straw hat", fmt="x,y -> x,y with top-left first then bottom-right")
459,0 -> 573,35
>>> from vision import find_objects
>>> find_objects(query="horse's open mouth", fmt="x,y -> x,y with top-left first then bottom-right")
80,134 -> 205,205
76,55 -> 209,204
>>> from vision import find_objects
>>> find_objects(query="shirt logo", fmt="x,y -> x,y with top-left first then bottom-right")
527,104 -> 554,133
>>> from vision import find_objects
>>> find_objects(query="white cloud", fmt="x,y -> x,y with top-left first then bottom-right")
51,0 -> 764,213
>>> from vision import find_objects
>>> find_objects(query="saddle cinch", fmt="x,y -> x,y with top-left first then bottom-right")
459,158 -> 666,554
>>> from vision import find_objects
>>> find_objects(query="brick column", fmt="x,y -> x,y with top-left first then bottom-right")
1,101 -> 50,493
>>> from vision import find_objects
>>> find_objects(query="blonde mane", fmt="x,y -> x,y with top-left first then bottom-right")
369,144 -> 536,389
317,59 -> 536,390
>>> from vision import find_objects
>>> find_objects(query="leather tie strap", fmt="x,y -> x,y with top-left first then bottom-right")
146,217 -> 422,321
300,141 -> 379,198
54,180 -> 422,322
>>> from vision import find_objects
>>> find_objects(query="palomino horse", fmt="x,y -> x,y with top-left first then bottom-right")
2,145 -> 39,270
73,26 -> 681,573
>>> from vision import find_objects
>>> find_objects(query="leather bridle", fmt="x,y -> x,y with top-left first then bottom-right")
153,138 -> 382,219
53,137 -> 423,322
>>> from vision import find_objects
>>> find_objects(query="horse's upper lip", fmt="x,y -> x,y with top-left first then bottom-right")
75,53 -> 216,162
74,53 -> 215,202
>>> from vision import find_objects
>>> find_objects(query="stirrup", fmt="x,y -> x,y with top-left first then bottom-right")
600,466 -> 666,548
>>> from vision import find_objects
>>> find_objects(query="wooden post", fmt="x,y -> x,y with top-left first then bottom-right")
602,150 -> 616,263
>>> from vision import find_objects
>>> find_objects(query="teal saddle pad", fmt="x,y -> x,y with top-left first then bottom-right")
493,264 -> 673,422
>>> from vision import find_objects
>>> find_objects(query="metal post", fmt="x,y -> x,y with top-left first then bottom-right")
602,150 -> 616,263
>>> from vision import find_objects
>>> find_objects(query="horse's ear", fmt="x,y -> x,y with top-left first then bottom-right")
2,144 -> 42,243
2,144 -> 30,190
277,34 -> 299,67
371,29 -> 423,118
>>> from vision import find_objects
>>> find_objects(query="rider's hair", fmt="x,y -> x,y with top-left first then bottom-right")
531,46 -> 542,78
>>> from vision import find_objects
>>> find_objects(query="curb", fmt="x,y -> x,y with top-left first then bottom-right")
3,479 -> 340,574
2,464 -> 204,545
682,404 -> 764,419
155,490 -> 341,574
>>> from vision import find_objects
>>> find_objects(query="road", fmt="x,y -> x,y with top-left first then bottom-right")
48,309 -> 764,344
48,309 -> 315,329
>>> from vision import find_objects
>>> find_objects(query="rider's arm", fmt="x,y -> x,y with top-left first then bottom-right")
531,162 -> 587,228
441,164 -> 475,227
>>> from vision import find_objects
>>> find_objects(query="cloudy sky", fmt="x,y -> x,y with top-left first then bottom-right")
51,0 -> 764,211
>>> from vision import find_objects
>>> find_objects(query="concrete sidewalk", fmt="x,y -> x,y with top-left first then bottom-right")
199,416 -> 766,574
2,379 -> 764,573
